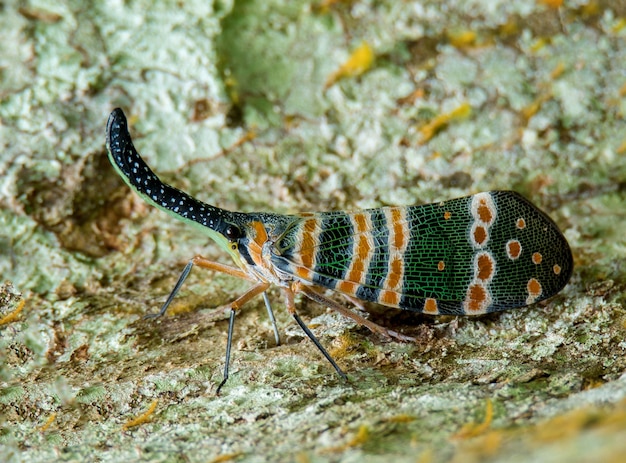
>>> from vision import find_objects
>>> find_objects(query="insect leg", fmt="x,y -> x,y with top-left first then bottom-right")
262,292 -> 281,346
341,294 -> 367,312
216,308 -> 235,395
213,281 -> 270,393
296,283 -> 415,342
145,255 -> 256,319
283,286 -> 348,381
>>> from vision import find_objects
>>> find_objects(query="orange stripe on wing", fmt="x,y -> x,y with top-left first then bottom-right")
391,207 -> 406,250
383,207 -> 409,293
344,212 -> 373,285
386,256 -> 403,289
299,218 -> 319,269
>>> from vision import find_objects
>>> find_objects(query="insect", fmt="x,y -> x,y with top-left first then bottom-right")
106,108 -> 573,392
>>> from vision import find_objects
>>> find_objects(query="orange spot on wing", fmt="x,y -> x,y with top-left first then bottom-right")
477,200 -> 493,223
438,261 -> 445,271
553,264 -> 562,275
477,253 -> 494,281
506,240 -> 522,260
532,252 -> 543,264
473,225 -> 487,246
379,289 -> 400,307
516,218 -> 526,229
444,211 -> 452,220
423,298 -> 439,314
527,278 -> 542,296
466,284 -> 488,313
526,278 -> 543,304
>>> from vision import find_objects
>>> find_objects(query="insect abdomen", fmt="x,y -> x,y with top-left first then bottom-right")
271,191 -> 573,315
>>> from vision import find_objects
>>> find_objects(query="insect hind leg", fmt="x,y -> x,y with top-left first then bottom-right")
296,283 -> 415,342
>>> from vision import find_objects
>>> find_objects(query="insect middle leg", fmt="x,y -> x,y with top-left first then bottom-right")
215,280 -> 271,394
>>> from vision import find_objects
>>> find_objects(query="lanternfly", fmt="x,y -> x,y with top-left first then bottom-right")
106,108 -> 573,392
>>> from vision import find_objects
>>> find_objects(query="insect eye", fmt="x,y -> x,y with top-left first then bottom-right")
224,224 -> 241,240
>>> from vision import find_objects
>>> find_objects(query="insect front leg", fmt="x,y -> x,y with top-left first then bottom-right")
145,255 -> 256,319
296,283 -> 416,342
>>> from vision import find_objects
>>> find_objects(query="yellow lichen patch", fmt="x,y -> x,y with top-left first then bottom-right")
520,93 -> 551,121
38,412 -> 57,432
451,430 -> 504,461
229,130 -> 256,151
328,332 -> 362,359
454,398 -> 626,461
519,61 -> 565,124
578,1 -> 600,17
397,88 -> 425,105
532,407 -> 601,443
121,399 -> 158,431
0,299 -> 25,326
447,30 -> 477,48
550,62 -> 566,80
315,0 -> 355,14
223,75 -> 240,105
612,17 -> 626,33
419,102 -> 472,143
416,448 -> 434,463
322,424 -> 369,453
325,42 -> 374,89
617,139 -> 626,155
382,414 -> 416,423
529,37 -> 550,53
537,0 -> 563,8
210,452 -> 244,463
453,399 -> 493,439
498,19 -> 519,37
